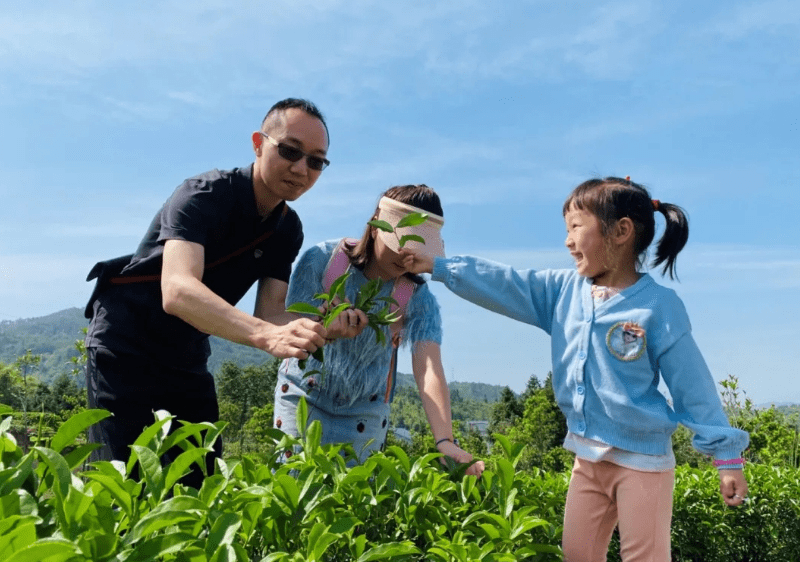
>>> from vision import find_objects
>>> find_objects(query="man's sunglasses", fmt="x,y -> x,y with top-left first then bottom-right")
260,133 -> 330,171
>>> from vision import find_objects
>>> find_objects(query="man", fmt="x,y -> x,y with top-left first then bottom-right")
84,98 -> 347,486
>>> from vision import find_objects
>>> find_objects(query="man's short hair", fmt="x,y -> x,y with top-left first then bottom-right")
262,98 -> 329,143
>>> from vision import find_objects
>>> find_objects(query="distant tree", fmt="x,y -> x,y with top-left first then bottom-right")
14,350 -> 41,426
389,385 -> 428,434
508,373 -> 572,472
459,428 -> 489,458
0,362 -> 19,408
719,373 -> 800,468
216,358 -> 279,455
488,386 -> 523,436
520,373 -> 543,403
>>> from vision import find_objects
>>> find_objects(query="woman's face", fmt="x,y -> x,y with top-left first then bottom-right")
369,228 -> 408,280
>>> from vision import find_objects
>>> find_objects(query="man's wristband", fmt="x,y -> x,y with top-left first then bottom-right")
435,437 -> 453,447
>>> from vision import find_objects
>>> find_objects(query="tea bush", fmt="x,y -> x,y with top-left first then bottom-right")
0,405 -> 563,561
1,404 -> 799,561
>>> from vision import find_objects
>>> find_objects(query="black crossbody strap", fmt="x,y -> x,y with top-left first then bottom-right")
110,204 -> 289,285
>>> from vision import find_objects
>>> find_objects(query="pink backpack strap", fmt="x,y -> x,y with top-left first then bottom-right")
322,237 -> 417,404
388,276 -> 415,339
322,238 -> 355,293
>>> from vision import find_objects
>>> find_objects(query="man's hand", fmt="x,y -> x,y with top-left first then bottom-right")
254,316 -> 328,360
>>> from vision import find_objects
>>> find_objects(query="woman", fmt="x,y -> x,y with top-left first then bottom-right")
274,184 -> 483,476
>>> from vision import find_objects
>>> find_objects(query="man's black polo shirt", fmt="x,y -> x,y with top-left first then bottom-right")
85,165 -> 303,368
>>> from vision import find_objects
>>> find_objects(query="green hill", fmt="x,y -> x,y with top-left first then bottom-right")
0,308 -> 274,382
0,309 -> 514,403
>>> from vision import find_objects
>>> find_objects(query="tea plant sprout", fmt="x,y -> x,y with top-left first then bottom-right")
285,211 -> 430,377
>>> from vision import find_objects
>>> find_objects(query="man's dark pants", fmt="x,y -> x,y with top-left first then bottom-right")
86,347 -> 223,489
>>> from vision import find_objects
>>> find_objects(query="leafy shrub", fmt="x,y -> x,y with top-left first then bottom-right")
2,403 -> 799,561
0,404 -> 563,561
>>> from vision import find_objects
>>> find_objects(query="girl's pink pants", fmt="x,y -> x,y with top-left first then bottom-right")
562,457 -> 675,561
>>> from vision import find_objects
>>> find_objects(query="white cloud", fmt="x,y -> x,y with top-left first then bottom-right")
710,0 -> 800,39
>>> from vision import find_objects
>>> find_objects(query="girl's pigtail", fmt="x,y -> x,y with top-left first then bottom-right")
652,202 -> 689,280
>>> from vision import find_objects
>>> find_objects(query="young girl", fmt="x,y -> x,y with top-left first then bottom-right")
402,177 -> 749,560
273,184 -> 484,477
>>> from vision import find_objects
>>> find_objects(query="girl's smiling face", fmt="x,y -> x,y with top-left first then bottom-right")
564,205 -> 610,282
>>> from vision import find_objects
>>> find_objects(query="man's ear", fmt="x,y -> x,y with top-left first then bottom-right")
614,217 -> 635,246
252,131 -> 262,153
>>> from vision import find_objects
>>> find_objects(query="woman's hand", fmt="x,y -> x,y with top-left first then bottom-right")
436,439 -> 485,478
399,248 -> 435,275
322,301 -> 369,341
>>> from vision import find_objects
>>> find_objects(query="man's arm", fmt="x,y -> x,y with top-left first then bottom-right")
160,239 -> 326,359
255,270 -> 367,340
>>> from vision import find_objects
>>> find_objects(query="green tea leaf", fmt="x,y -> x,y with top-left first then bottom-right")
328,271 -> 350,303
367,219 -> 394,233
355,541 -> 421,561
62,443 -> 102,472
125,533 -> 198,561
126,414 -> 173,475
125,496 -> 208,544
296,397 -> 309,439
323,302 -> 352,328
3,538 -> 80,562
130,445 -> 164,501
49,409 -> 111,454
32,447 -> 71,499
398,234 -> 425,248
329,516 -> 360,535
83,473 -> 133,520
305,420 -> 322,457
0,517 -> 36,558
164,447 -> 212,491
205,512 -> 242,556
209,544 -> 237,562
0,453 -> 34,496
308,522 -> 337,560
395,212 -> 428,229
286,302 -> 323,316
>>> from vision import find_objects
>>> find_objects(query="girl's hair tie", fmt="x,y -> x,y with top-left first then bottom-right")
651,199 -> 660,211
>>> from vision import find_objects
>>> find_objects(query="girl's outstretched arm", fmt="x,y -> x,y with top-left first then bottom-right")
719,469 -> 748,507
400,248 -> 434,274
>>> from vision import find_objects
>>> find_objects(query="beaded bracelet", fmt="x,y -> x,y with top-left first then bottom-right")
435,437 -> 453,447
712,458 -> 746,468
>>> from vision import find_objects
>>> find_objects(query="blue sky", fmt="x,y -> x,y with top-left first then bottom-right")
1,1 -> 798,405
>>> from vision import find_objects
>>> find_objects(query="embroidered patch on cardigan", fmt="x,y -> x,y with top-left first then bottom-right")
606,321 -> 647,361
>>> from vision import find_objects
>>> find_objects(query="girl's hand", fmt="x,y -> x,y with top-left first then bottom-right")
719,469 -> 748,507
399,248 -> 435,275
436,440 -> 485,478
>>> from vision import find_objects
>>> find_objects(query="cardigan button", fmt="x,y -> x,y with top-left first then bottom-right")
577,385 -> 585,395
